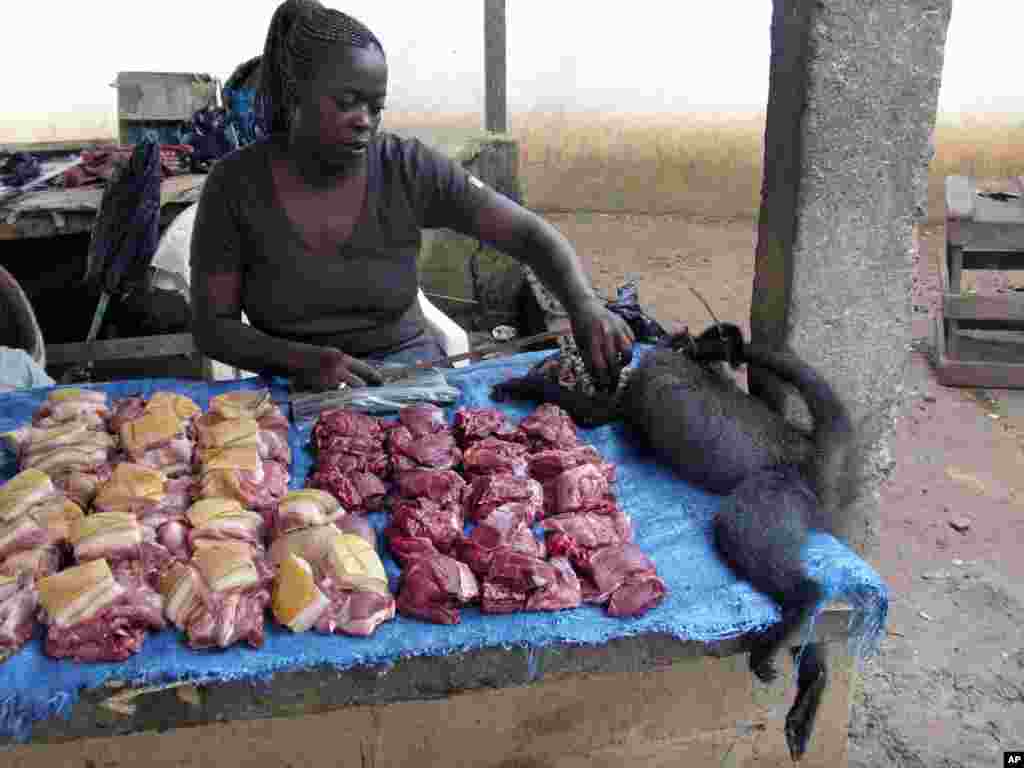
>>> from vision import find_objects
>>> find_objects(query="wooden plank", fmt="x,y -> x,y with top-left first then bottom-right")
2,640 -> 855,768
0,212 -> 95,240
945,175 -> 976,220
951,318 -> 1024,333
46,334 -> 197,366
943,292 -> 1024,323
2,186 -> 103,214
933,315 -> 1024,389
960,250 -> 1024,271
946,243 -> 963,357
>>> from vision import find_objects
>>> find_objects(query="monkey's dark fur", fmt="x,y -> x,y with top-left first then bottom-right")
492,324 -> 859,762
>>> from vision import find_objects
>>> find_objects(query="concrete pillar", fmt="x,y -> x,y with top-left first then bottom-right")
749,0 -> 952,557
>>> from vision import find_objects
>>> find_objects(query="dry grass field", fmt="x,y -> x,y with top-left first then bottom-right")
4,108 -> 1023,221
392,109 -> 1024,222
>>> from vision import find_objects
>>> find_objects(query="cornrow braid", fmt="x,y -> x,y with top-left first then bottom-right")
258,0 -> 384,135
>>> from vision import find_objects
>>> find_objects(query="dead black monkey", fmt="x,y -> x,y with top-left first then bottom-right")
493,324 -> 860,761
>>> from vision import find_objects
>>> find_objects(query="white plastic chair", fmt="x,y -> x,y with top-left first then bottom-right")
153,202 -> 470,381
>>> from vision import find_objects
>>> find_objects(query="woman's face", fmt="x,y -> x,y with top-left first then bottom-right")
291,44 -> 388,173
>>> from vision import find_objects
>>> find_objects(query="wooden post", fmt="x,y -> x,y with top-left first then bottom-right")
484,0 -> 507,134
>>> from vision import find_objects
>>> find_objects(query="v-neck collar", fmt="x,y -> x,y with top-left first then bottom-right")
263,135 -> 377,255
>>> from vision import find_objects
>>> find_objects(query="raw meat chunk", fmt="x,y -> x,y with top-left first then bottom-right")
313,580 -> 395,637
389,429 -> 461,472
524,557 -> 582,612
313,409 -> 384,448
396,553 -> 479,625
313,448 -> 390,479
464,474 -> 544,523
385,498 -> 463,555
551,463 -> 611,516
452,407 -> 523,448
542,507 -> 633,570
457,504 -> 545,576
198,461 -> 289,518
528,446 -> 615,484
0,572 -> 38,657
39,560 -> 166,663
398,404 -> 449,438
518,404 -> 579,451
387,536 -> 440,568
586,543 -> 667,618
486,549 -> 558,593
462,437 -> 529,479
393,469 -> 466,506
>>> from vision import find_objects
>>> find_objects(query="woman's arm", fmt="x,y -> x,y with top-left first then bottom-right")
472,193 -> 596,317
464,192 -> 635,390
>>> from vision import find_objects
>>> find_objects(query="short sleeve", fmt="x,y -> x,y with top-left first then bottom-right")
189,157 -> 244,277
399,138 -> 491,234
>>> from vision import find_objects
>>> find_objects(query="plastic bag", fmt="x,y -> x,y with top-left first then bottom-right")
291,368 -> 460,420
605,279 -> 668,343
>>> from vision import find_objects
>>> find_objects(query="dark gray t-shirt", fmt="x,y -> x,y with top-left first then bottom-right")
190,132 -> 486,357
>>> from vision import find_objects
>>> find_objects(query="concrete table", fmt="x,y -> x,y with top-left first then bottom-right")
2,608 -> 856,768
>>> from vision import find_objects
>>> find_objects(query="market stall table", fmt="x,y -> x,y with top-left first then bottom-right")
0,171 -> 209,379
0,171 -> 206,241
0,352 -> 887,768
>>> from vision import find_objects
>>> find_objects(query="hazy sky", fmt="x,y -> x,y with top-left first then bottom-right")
3,1 -> 1021,119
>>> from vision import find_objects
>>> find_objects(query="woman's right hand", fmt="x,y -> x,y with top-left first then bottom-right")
297,347 -> 384,391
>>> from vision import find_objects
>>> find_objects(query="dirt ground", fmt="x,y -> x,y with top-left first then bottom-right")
548,213 -> 1024,767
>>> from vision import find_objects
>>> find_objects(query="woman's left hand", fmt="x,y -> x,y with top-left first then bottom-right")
570,296 -> 636,392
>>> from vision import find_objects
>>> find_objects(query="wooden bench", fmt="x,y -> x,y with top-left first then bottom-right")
934,175 -> 1024,388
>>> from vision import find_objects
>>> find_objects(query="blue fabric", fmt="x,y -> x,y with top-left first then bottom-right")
0,350 -> 887,742
223,88 -> 266,147
0,153 -> 42,188
90,139 -> 162,296
182,107 -> 240,173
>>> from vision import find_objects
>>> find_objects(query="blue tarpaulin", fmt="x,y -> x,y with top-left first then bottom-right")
0,350 -> 887,742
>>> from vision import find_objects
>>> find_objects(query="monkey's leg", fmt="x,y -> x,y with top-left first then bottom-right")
491,374 -> 619,427
784,642 -> 829,762
748,579 -> 822,684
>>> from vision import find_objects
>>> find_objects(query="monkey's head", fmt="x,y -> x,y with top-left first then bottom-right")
662,323 -> 746,368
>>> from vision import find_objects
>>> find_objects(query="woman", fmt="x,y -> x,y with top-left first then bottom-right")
191,0 -> 634,392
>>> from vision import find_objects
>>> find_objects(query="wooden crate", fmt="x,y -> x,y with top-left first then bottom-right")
935,175 -> 1024,388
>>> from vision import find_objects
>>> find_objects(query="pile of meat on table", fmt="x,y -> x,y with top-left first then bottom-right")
304,402 -> 667,626
0,387 -> 665,666
0,386 -> 401,665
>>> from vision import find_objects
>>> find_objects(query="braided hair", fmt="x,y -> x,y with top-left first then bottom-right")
258,0 -> 384,135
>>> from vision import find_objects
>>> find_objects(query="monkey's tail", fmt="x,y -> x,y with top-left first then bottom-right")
742,344 -> 859,535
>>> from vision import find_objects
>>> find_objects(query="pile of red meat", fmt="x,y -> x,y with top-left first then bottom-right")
306,402 -> 667,625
